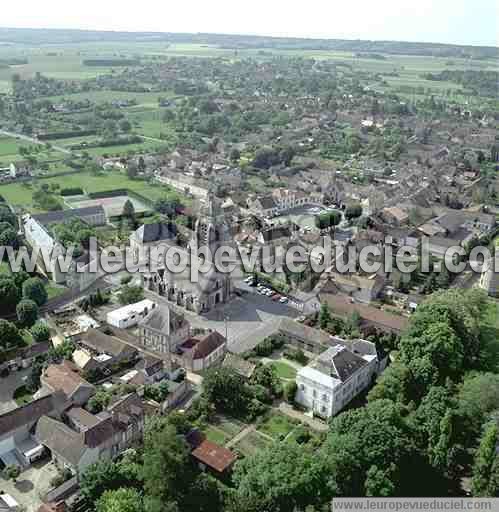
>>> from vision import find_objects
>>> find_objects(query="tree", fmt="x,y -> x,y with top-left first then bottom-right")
26,355 -> 45,392
471,423 -> 499,497
16,299 -> 38,327
30,322 -> 50,343
0,277 -> 20,313
344,203 -> 362,221
0,226 -> 18,248
365,464 -> 396,497
120,119 -> 132,133
316,210 -> 341,231
119,285 -> 144,305
0,205 -> 17,227
229,148 -> 241,162
81,460 -> 141,509
3,464 -> 21,482
142,419 -> 194,512
203,367 -> 250,417
96,488 -> 142,512
283,381 -> 297,404
88,390 -> 112,414
127,161 -> 138,180
322,399 -> 419,496
22,277 -> 48,306
319,302 -> 331,330
122,199 -> 136,225
0,319 -> 21,349
232,441 -> 333,512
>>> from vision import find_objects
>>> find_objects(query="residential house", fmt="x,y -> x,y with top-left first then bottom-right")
138,305 -> 190,357
179,330 -> 227,372
35,415 -> 114,475
0,392 -> 67,469
295,337 -> 385,418
318,294 -> 409,334
39,361 -> 95,406
75,327 -> 138,371
320,272 -> 386,304
381,206 -> 409,226
246,195 -> 280,218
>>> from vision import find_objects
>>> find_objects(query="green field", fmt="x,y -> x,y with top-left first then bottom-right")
205,426 -> 230,445
0,170 -> 183,210
234,430 -> 272,457
257,412 -> 298,440
269,361 -> 298,380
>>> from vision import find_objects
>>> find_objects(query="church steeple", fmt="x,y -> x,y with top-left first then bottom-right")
193,192 -> 230,260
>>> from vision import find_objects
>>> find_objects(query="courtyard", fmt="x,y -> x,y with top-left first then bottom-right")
0,458 -> 59,512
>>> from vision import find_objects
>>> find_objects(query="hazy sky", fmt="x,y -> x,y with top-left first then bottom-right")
2,0 -> 498,47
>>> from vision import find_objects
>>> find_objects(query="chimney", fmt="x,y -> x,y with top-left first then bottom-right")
54,502 -> 66,512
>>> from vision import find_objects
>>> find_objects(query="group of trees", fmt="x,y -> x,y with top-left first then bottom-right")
252,146 -> 296,170
0,270 -> 47,320
74,288 -> 497,512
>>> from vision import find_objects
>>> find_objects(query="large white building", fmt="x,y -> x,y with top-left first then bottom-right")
107,299 -> 157,329
295,338 -> 387,418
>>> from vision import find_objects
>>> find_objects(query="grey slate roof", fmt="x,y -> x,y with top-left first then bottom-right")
32,206 -> 105,226
35,416 -> 87,467
134,222 -> 177,243
140,305 -> 186,335
80,328 -> 137,358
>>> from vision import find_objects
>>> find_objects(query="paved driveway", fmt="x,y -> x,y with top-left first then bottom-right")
0,459 -> 59,512
147,289 -> 299,354
0,368 -> 30,415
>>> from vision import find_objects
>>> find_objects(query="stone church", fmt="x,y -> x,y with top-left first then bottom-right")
143,194 -> 234,314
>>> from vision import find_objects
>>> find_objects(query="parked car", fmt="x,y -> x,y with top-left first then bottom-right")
272,294 -> 282,301
279,297 -> 289,304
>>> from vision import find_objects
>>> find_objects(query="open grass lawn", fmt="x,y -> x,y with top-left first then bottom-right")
0,170 -> 184,210
234,430 -> 272,457
84,139 -> 160,157
269,361 -> 297,380
205,426 -> 230,445
45,281 -> 68,300
257,412 -> 298,440
13,385 -> 33,406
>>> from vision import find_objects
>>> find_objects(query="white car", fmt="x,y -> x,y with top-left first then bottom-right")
266,290 -> 274,296
279,297 -> 288,303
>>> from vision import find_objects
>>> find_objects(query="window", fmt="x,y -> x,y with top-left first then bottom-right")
312,389 -> 317,398
322,394 -> 328,401
321,406 -> 326,414
300,384 -> 306,391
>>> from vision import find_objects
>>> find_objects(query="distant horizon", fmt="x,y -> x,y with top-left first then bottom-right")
0,25 -> 497,50
1,0 -> 497,48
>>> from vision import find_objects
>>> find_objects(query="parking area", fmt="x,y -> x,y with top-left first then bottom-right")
0,458 -> 59,512
147,288 -> 299,354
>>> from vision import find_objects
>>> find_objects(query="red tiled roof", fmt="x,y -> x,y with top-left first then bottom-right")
191,439 -> 237,473
319,294 -> 409,333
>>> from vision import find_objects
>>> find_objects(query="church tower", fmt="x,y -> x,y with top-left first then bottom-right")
193,193 -> 231,260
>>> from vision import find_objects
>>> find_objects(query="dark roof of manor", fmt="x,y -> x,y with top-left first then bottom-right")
331,347 -> 368,381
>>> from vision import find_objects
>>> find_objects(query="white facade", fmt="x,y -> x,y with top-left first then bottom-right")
295,343 -> 383,418
107,300 -> 157,329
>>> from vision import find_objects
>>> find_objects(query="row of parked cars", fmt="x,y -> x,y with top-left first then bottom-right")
243,276 -> 289,303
